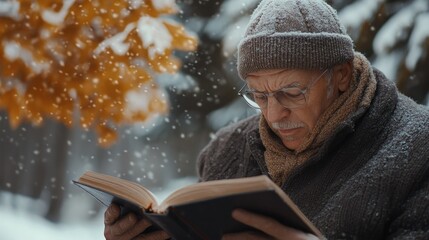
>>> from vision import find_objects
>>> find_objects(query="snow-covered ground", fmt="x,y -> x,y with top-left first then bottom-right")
0,177 -> 196,240
0,206 -> 104,240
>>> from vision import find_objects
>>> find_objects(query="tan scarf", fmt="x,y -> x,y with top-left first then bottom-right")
260,53 -> 377,186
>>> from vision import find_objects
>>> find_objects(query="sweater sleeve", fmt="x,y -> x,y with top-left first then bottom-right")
196,116 -> 259,182
387,171 -> 429,239
196,128 -> 226,182
196,125 -> 245,182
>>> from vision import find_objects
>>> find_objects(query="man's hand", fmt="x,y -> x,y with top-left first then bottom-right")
104,204 -> 170,240
222,209 -> 320,240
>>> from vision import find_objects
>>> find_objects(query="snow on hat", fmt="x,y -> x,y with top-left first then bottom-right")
237,0 -> 354,80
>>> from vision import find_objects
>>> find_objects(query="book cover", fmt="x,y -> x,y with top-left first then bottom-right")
73,171 -> 323,239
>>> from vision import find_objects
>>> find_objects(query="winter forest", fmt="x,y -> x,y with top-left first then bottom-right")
0,0 -> 428,239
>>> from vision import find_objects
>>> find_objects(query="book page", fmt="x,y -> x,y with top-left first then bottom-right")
77,171 -> 159,210
157,175 -> 277,212
157,175 -> 322,238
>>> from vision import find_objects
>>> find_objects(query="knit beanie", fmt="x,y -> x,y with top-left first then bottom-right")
237,0 -> 354,80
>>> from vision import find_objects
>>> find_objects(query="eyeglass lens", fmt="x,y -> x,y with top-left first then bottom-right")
244,88 -> 306,109
240,69 -> 329,109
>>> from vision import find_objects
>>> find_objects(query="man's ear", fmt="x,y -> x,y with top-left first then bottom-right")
333,61 -> 353,92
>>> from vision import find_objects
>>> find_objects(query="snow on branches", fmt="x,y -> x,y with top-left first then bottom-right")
0,0 -> 197,147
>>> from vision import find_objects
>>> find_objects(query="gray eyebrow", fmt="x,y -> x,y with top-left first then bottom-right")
247,81 -> 303,93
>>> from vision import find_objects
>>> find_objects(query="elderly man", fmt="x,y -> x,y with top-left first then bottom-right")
103,0 -> 429,239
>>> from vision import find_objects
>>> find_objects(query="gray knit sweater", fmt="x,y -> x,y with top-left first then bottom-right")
197,69 -> 429,239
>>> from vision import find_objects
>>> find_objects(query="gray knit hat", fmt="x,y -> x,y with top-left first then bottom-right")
237,0 -> 354,80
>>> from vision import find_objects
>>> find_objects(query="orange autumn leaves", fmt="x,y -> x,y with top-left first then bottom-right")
0,0 -> 197,147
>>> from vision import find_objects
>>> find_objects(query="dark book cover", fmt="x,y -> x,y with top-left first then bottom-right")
74,180 -> 323,239
73,181 -> 145,218
152,190 -> 318,240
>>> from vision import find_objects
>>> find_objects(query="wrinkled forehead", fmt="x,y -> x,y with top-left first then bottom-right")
246,68 -> 319,81
247,69 -> 288,77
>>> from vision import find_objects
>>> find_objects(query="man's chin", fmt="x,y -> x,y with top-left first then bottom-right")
280,137 -> 304,151
274,129 -> 304,147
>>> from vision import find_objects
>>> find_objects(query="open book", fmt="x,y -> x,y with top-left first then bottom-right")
73,171 -> 323,239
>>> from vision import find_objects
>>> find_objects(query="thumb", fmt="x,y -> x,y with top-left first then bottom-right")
104,204 -> 121,225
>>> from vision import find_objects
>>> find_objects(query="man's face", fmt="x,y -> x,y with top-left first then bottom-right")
246,69 -> 339,150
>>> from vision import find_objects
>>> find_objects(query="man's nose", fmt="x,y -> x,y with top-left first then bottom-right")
265,96 -> 290,122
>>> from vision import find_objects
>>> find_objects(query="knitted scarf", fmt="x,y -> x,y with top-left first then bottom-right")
260,53 -> 377,186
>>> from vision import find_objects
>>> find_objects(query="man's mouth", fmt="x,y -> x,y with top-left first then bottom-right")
277,127 -> 301,135
272,122 -> 304,131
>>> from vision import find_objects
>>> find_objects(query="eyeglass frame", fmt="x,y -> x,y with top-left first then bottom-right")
238,68 -> 332,109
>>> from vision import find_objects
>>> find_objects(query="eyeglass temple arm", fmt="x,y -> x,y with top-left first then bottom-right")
238,84 -> 247,96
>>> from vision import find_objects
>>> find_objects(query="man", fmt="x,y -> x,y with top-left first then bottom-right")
104,0 -> 429,239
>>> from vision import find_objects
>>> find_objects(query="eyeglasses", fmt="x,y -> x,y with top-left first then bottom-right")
238,69 -> 330,109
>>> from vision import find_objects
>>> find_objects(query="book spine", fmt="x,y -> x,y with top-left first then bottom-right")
146,211 -> 203,240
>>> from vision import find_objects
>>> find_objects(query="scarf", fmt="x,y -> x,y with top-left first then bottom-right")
260,53 -> 377,186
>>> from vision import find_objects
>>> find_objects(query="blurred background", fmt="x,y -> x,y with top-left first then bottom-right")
0,0 -> 428,239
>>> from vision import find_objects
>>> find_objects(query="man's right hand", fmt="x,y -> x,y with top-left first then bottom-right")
104,204 -> 170,240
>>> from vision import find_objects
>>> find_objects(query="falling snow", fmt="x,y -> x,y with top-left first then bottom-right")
1,0 -> 428,239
